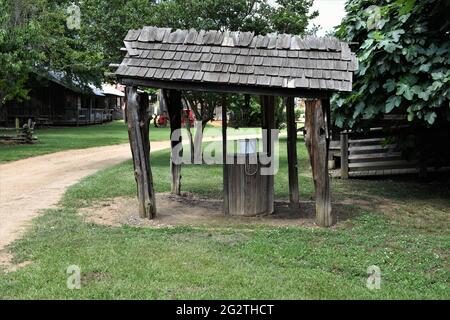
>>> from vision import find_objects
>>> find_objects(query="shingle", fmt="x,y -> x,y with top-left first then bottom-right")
195,30 -> 206,45
155,28 -> 171,42
203,72 -> 220,82
238,32 -> 254,47
200,53 -> 213,62
125,66 -> 140,77
181,52 -> 191,61
182,70 -> 195,80
348,56 -> 359,71
211,54 -> 222,63
276,34 -> 291,49
145,68 -> 157,78
295,77 -> 309,88
115,65 -> 128,75
319,79 -> 328,89
201,46 -> 211,53
190,53 -> 202,62
184,29 -> 198,44
340,42 -> 352,60
309,78 -> 320,89
222,31 -> 235,47
214,31 -> 224,45
154,68 -> 165,79
253,56 -> 264,66
153,51 -> 164,60
218,73 -> 230,83
125,29 -> 141,41
171,61 -> 182,69
174,52 -> 183,60
230,74 -> 240,83
221,55 -> 236,64
254,66 -> 265,75
267,33 -> 278,49
221,64 -> 230,72
247,75 -> 257,85
228,65 -> 238,73
211,47 -> 221,54
239,74 -> 249,84
172,69 -> 183,80
162,69 -> 174,79
312,69 -> 323,79
279,68 -> 291,77
214,64 -> 222,72
136,68 -> 147,78
193,71 -> 204,81
331,70 -> 343,80
334,61 -> 348,70
163,51 -> 176,60
270,77 -> 283,87
187,62 -> 201,71
169,29 -> 188,44
148,60 -> 163,68
288,51 -> 299,58
161,60 -> 172,69
257,76 -> 271,86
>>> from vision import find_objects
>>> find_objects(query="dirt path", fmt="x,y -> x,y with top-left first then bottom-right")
0,141 -> 174,255
0,133 -> 265,263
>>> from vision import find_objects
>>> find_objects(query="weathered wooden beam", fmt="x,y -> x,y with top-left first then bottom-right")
163,89 -> 183,195
120,78 -> 331,99
340,132 -> 349,179
222,95 -> 229,215
126,86 -> 156,219
305,99 -> 333,227
261,95 -> 275,214
286,97 -> 299,208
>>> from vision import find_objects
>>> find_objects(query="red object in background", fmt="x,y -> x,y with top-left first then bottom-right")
182,108 -> 195,127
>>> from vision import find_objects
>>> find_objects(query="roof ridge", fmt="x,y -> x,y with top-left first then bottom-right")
125,26 -> 346,52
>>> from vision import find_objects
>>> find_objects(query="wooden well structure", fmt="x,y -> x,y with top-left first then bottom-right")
115,27 -> 357,227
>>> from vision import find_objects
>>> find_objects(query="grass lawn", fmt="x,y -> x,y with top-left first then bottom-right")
0,138 -> 449,299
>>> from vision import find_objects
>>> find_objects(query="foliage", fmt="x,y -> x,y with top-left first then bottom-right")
0,0 -> 104,105
332,0 -> 450,129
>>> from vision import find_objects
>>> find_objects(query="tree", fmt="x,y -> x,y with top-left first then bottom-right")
332,0 -> 450,129
0,0 -> 104,105
149,0 -> 317,144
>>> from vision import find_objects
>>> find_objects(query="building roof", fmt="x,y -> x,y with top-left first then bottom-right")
115,27 -> 358,96
102,84 -> 125,97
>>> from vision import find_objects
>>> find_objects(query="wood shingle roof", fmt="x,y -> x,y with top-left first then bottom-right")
115,27 -> 358,94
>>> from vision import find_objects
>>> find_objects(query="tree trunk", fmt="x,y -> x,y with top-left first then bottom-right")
164,89 -> 183,195
305,99 -> 333,227
126,87 -> 156,219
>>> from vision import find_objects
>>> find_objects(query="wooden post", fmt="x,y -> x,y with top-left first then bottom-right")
222,95 -> 229,215
261,95 -> 275,214
286,97 -> 299,208
126,86 -> 156,219
164,89 -> 183,195
304,99 -> 333,227
340,132 -> 349,179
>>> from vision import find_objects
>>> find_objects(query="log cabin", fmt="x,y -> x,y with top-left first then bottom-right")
0,72 -> 125,127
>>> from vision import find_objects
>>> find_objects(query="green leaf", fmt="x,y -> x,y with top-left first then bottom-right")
383,79 -> 396,93
386,96 -> 401,113
424,112 -> 437,125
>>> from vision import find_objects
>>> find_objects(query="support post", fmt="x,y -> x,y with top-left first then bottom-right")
222,95 -> 229,215
261,95 -> 275,214
164,89 -> 183,195
286,97 -> 299,208
304,99 -> 333,227
126,86 -> 156,219
340,132 -> 349,179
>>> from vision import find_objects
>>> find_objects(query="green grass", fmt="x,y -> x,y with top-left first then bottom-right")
0,139 -> 449,299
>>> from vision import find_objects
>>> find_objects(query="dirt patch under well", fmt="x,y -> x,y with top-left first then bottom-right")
81,193 -> 355,229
